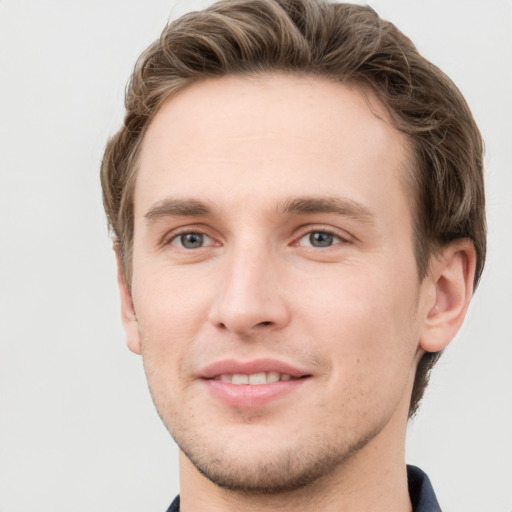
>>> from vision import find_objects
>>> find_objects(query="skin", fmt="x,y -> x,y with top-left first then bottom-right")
117,74 -> 475,511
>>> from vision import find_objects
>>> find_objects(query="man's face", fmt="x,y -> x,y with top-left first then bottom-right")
123,75 -> 433,492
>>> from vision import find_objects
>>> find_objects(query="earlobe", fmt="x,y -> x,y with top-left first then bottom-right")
419,240 -> 476,353
114,245 -> 142,355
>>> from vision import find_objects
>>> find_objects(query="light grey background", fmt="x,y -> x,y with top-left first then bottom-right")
1,1 -> 511,511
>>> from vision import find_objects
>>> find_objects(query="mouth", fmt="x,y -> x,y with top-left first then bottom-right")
211,372 -> 303,385
199,359 -> 312,408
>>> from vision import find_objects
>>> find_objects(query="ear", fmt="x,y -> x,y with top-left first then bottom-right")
419,240 -> 476,353
114,245 -> 142,355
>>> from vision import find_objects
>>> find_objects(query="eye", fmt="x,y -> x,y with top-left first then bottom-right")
298,230 -> 343,248
170,232 -> 213,249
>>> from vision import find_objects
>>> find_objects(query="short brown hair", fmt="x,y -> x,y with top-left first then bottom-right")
100,0 -> 486,417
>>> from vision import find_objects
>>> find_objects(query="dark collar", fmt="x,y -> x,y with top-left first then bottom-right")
166,495 -> 179,512
407,465 -> 442,512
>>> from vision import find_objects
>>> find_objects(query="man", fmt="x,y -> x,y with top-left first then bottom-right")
100,0 -> 485,510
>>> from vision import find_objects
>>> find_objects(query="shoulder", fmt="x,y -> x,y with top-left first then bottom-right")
165,495 -> 180,512
407,465 -> 442,512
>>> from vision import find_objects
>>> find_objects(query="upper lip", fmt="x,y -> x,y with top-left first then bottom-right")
199,358 -> 311,379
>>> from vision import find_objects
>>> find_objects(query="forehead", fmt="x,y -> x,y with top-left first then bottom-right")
135,74 -> 412,222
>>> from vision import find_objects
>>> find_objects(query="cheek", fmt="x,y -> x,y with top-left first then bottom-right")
298,264 -> 420,388
131,266 -> 215,387
133,264 -> 210,332
133,275 -> 205,417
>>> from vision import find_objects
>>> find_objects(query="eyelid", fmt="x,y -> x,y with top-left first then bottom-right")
171,232 -> 214,249
161,224 -> 220,248
159,223 -> 353,249
292,225 -> 353,246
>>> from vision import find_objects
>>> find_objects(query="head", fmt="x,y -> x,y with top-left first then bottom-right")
101,0 -> 485,488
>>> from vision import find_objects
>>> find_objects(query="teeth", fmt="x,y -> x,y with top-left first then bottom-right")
232,374 -> 249,385
248,372 -> 266,385
266,371 -> 280,383
217,372 -> 297,385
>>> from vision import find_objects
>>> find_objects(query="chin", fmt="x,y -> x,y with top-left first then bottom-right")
174,426 -> 378,494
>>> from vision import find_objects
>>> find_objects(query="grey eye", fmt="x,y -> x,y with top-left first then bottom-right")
299,231 -> 340,248
309,232 -> 334,247
173,232 -> 207,249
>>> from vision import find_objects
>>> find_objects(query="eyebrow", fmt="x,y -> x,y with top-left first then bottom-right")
145,198 -> 211,224
144,195 -> 375,225
278,196 -> 375,224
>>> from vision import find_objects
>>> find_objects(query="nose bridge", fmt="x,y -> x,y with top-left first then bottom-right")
210,235 -> 289,334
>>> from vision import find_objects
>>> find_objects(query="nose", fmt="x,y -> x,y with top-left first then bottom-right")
208,244 -> 291,336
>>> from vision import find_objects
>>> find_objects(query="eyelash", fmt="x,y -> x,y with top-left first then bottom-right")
294,227 -> 350,248
164,229 -> 216,249
163,226 -> 351,250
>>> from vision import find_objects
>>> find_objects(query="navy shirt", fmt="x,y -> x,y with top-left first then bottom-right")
166,465 -> 441,512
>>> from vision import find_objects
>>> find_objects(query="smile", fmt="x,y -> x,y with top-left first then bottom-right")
200,360 -> 311,408
214,372 -> 297,385
204,377 -> 309,409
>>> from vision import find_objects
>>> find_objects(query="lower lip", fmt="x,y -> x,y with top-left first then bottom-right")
203,378 -> 309,409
